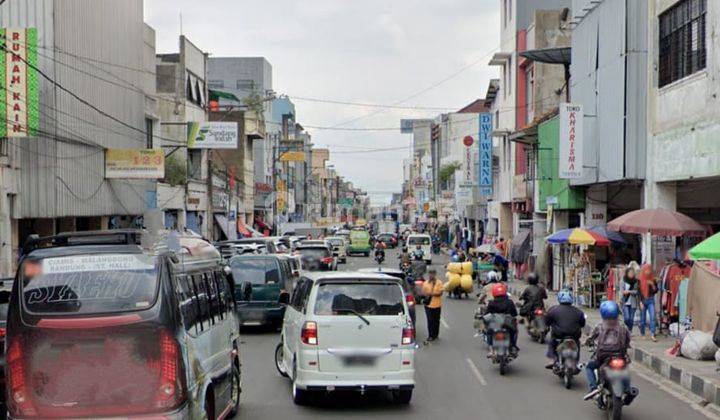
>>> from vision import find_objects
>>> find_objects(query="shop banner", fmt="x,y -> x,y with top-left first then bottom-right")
279,151 -> 306,162
0,28 -> 39,137
559,103 -> 583,179
478,113 -> 493,196
187,122 -> 238,149
105,149 -> 164,179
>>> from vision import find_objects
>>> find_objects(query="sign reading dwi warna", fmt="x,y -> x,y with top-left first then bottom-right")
559,103 -> 583,179
0,28 -> 39,137
478,113 -> 493,196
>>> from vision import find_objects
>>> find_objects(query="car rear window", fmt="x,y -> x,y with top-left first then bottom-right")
314,282 -> 404,316
328,238 -> 343,246
408,236 -> 430,245
230,258 -> 281,285
298,247 -> 330,259
21,254 -> 158,315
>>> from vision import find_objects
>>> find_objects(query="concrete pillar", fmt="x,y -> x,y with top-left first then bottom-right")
642,181 -> 677,264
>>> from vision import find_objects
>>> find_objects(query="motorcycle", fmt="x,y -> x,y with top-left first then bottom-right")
526,307 -> 548,343
483,313 -> 517,375
431,239 -> 441,255
374,249 -> 385,265
552,338 -> 580,389
473,304 -> 489,342
586,345 -> 639,420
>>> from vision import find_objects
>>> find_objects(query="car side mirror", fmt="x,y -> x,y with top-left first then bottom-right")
278,292 -> 290,306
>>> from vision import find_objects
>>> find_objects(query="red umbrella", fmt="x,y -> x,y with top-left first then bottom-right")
607,208 -> 705,237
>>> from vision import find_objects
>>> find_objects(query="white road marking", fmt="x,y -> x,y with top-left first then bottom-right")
440,317 -> 450,330
466,358 -> 487,386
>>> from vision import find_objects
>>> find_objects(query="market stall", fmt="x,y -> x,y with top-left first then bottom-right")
546,228 -> 610,307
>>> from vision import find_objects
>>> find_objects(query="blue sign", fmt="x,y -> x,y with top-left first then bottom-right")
478,113 -> 493,196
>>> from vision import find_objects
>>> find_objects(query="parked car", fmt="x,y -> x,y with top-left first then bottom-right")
0,279 -> 10,408
326,236 -> 348,263
275,272 -> 415,405
295,245 -> 336,271
217,242 -> 263,259
8,230 -> 240,419
230,254 -> 295,329
357,268 -> 416,326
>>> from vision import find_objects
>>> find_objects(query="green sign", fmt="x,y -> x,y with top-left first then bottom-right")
339,198 -> 353,208
0,28 -> 40,137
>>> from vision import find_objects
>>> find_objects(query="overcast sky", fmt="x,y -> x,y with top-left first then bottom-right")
145,0 -> 500,205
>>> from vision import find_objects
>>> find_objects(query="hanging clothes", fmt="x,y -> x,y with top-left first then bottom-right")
663,262 -> 692,318
677,278 -> 690,323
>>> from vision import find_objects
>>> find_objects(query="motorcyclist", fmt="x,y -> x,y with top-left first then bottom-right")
583,300 -> 631,401
544,289 -> 585,369
477,270 -> 500,305
519,272 -> 548,318
486,283 -> 519,355
412,244 -> 425,261
374,241 -> 386,262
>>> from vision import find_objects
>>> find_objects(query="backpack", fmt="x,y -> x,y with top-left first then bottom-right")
596,323 -> 628,355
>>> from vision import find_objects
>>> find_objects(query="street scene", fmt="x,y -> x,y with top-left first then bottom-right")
1,0 -> 720,419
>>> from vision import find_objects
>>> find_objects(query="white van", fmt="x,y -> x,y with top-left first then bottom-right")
275,272 -> 416,405
407,233 -> 432,264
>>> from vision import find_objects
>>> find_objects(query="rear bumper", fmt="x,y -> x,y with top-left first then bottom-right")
295,369 -> 415,391
9,402 -> 192,419
236,305 -> 285,326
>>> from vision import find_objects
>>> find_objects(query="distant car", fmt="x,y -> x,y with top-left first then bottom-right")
296,245 -> 336,271
407,233 -> 432,264
230,254 -> 295,329
348,229 -> 372,256
298,239 -> 332,251
275,272 -> 415,405
231,237 -> 279,254
357,268 -> 416,326
217,242 -> 264,259
376,233 -> 398,248
326,236 -> 348,263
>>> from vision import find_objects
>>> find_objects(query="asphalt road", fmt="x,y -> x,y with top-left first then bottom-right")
236,249 -> 712,420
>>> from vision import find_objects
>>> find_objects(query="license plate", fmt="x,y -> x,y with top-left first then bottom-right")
342,356 -> 376,366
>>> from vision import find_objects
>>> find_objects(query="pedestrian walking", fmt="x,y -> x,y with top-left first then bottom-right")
422,269 -> 444,343
621,267 -> 639,333
638,263 -> 658,341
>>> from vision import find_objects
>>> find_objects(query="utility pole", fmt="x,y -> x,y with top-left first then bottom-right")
271,133 -> 277,234
207,149 -> 214,240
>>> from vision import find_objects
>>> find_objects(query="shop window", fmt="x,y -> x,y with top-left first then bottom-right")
188,149 -> 203,180
659,0 -> 706,87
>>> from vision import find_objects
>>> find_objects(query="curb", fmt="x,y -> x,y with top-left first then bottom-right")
507,282 -> 720,411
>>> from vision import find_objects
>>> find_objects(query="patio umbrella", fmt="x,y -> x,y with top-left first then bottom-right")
587,225 -> 627,244
547,228 -> 611,246
607,208 -> 705,237
689,232 -> 720,260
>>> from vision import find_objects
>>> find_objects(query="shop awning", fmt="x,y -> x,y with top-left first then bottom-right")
519,47 -> 571,65
214,214 -> 236,241
209,89 -> 241,103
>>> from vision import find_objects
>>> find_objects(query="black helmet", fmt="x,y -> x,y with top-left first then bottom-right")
527,272 -> 539,285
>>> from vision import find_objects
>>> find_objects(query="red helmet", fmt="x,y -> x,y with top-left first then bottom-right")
492,283 -> 508,298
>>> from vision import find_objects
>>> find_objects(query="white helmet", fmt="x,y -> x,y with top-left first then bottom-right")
486,271 -> 499,283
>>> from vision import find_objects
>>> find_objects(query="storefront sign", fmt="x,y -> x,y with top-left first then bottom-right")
105,149 -> 164,179
559,103 -> 583,179
0,28 -> 39,137
279,151 -> 306,162
187,122 -> 238,149
478,113 -> 493,196
465,138 -> 473,183
255,182 -> 272,194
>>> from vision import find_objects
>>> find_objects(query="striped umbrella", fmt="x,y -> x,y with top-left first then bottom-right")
547,228 -> 611,246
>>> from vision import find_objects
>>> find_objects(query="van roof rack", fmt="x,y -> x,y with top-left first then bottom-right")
23,229 -> 144,254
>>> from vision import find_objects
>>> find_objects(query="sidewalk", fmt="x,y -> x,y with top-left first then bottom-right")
507,279 -> 720,411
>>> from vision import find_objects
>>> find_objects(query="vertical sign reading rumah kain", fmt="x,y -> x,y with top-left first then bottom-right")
0,28 -> 39,137
478,113 -> 493,196
559,103 -> 583,179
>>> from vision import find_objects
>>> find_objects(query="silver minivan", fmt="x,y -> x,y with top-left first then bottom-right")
274,272 -> 415,405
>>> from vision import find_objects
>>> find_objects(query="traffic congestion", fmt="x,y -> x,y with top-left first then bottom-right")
0,222 -> 710,419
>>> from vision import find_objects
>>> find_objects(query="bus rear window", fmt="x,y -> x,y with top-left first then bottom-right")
21,254 -> 158,315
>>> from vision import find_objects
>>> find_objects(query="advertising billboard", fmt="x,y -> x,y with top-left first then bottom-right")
187,121 -> 238,149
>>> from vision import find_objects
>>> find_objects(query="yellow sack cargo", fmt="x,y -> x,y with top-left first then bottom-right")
447,262 -> 463,274
445,272 -> 461,291
460,274 -> 474,292
460,262 -> 473,275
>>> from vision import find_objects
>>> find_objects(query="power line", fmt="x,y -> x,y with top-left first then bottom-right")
288,96 -> 458,111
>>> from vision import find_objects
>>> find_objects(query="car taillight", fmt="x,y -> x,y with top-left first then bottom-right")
7,339 -> 37,417
494,332 -> 506,341
301,321 -> 318,345
154,329 -> 185,409
534,309 -> 544,316
402,327 -> 415,345
0,327 -> 6,338
609,358 -> 626,370
405,294 -> 415,307
322,257 -> 334,264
